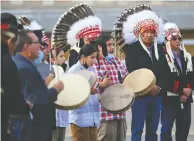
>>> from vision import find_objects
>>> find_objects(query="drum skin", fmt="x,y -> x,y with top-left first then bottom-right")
123,68 -> 156,97
99,84 -> 135,114
48,73 -> 90,110
75,70 -> 98,89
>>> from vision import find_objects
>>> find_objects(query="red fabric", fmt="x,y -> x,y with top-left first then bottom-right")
76,25 -> 101,41
42,32 -> 49,43
93,56 -> 128,121
173,80 -> 180,93
1,24 -> 9,31
134,19 -> 159,37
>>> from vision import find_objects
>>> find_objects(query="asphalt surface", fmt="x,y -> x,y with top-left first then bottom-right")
63,135 -> 194,141
64,100 -> 194,141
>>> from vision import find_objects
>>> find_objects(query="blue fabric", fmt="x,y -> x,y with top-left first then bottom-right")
105,54 -> 114,63
34,50 -> 44,64
68,61 -> 100,127
131,96 -> 161,141
13,54 -> 57,104
172,50 -> 183,72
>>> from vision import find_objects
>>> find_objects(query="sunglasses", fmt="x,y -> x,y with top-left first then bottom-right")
171,37 -> 182,41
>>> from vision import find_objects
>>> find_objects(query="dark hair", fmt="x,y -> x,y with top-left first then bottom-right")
92,34 -> 112,69
56,47 -> 64,57
94,36 -> 108,57
78,44 -> 97,60
76,38 -> 85,48
50,46 -> 65,60
100,34 -> 113,43
15,30 -> 33,53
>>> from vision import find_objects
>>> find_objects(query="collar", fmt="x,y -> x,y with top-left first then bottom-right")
14,53 -> 34,65
147,44 -> 153,51
77,61 -> 86,70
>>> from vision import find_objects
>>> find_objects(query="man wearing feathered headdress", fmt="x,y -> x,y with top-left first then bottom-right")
160,22 -> 194,141
51,4 -> 102,69
112,4 -> 169,141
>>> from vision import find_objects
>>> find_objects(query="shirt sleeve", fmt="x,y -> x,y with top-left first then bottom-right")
92,62 -> 101,81
2,56 -> 29,114
18,67 -> 57,104
117,58 -> 129,78
124,46 -> 138,73
156,47 -> 171,91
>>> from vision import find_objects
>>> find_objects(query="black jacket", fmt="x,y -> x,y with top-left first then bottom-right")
69,50 -> 79,68
1,42 -> 29,141
123,41 -> 169,95
163,47 -> 194,103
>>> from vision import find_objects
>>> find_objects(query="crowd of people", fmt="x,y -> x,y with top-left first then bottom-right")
1,3 -> 194,141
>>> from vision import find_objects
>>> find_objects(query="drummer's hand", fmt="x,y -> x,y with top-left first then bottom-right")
26,101 -> 33,109
99,77 -> 111,89
91,88 -> 98,94
149,85 -> 160,96
180,95 -> 188,103
45,73 -> 55,86
183,88 -> 192,97
53,81 -> 64,93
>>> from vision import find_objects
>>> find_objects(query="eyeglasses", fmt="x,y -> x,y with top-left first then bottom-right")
171,37 -> 182,41
31,41 -> 40,44
27,40 -> 40,44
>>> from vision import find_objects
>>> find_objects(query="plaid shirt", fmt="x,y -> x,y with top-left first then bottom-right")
93,56 -> 128,121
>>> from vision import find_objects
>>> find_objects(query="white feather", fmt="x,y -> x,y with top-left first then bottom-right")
67,16 -> 102,46
23,20 -> 43,30
164,22 -> 179,32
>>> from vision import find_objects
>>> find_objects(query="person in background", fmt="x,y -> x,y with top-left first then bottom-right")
51,47 -> 69,141
101,35 -> 115,56
68,44 -> 99,141
160,22 -> 194,141
93,35 -> 128,141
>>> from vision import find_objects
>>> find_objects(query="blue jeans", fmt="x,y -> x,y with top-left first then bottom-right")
131,96 -> 161,141
160,99 -> 191,141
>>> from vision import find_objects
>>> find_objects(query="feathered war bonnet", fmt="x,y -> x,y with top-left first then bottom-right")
112,4 -> 164,60
51,3 -> 102,52
163,22 -> 193,74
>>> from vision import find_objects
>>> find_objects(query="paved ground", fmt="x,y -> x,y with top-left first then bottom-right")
64,101 -> 194,141
64,135 -> 194,141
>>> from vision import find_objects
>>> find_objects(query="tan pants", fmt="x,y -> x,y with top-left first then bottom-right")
97,119 -> 127,141
70,123 -> 97,141
52,127 -> 66,141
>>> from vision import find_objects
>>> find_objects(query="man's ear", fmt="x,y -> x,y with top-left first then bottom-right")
7,38 -> 13,46
23,43 -> 29,52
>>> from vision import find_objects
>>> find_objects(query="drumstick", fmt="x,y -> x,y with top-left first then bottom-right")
95,71 -> 109,99
54,61 -> 60,81
50,47 -> 60,81
95,71 -> 108,88
49,51 -> 52,71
